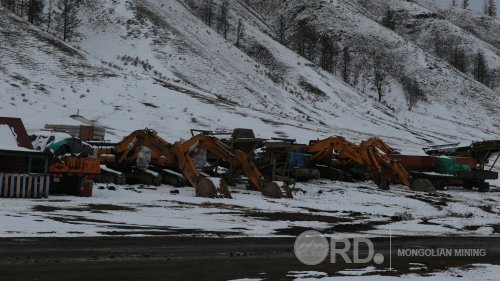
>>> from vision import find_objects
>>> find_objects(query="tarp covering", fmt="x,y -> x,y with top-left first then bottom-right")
436,157 -> 472,175
45,138 -> 93,157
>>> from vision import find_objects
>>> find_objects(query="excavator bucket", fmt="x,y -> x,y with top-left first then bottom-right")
195,178 -> 232,199
261,181 -> 293,199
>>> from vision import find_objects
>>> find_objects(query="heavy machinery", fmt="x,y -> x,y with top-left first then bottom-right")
398,140 -> 500,192
252,138 -> 321,183
50,157 -> 100,196
423,140 -> 500,170
96,129 -> 176,186
31,132 -> 101,196
360,137 -> 398,155
172,133 -> 292,198
96,129 -> 291,199
304,136 -> 411,190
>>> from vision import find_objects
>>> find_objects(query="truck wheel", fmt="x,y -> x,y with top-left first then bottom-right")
478,182 -> 490,192
463,181 -> 474,190
432,180 -> 446,190
410,179 -> 435,192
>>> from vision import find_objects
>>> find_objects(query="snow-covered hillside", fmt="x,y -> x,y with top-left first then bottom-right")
0,0 -> 499,153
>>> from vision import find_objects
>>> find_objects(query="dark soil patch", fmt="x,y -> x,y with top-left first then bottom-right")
33,204 -> 135,213
325,223 -> 376,233
274,226 -> 312,236
98,229 -> 240,236
243,211 -> 352,224
406,194 -> 449,209
201,202 -> 246,210
47,216 -> 119,225
299,207 -> 340,214
420,218 -> 441,226
491,224 -> 500,234
463,225 -> 482,231
274,220 -> 380,236
86,204 -> 135,212
141,102 -> 159,108
479,205 -> 498,214
32,205 -> 61,212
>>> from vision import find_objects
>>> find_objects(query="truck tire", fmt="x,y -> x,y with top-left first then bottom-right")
410,178 -> 435,192
478,182 -> 490,192
463,181 -> 474,190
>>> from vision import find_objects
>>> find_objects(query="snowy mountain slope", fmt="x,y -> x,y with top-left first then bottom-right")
0,4 -> 322,143
2,3 -> 351,142
80,0 -> 500,146
356,0 -> 500,93
416,0 -> 500,52
0,0 -> 499,154
244,0 -> 499,140
246,0 -> 499,104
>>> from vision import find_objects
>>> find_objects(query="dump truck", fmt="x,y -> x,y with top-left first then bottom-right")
31,131 -> 101,196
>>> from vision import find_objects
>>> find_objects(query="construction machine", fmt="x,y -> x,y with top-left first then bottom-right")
388,140 -> 500,192
96,129 -> 291,199
50,157 -> 100,197
360,137 -> 398,155
31,132 -> 101,197
96,129 -> 178,186
254,138 -> 322,183
114,129 -> 176,168
304,136 -> 411,190
172,134 -> 292,198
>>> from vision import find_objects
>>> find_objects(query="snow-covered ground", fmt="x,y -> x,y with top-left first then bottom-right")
227,264 -> 500,280
1,179 -> 499,237
284,264 -> 500,280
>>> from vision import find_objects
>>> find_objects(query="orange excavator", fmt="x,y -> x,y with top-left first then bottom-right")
304,136 -> 411,189
97,129 -> 291,198
113,129 -> 176,167
359,137 -> 397,155
172,134 -> 292,199
97,129 -> 176,186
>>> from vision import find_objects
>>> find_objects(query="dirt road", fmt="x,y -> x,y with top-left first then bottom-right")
0,236 -> 499,280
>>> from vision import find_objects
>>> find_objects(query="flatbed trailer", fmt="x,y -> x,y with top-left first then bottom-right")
390,154 -> 498,192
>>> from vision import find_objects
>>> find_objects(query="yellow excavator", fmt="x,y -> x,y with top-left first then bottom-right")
304,136 -> 411,189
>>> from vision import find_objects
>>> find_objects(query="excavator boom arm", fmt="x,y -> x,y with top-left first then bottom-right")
114,129 -> 176,167
305,136 -> 411,189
